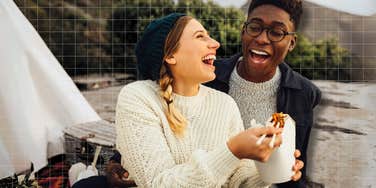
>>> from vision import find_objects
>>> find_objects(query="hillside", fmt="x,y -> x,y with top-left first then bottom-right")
15,0 -> 375,81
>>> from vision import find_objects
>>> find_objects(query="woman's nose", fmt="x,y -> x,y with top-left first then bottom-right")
208,37 -> 220,50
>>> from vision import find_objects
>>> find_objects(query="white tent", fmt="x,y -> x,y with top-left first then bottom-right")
0,0 -> 101,179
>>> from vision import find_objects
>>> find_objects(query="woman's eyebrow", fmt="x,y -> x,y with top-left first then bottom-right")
192,30 -> 208,36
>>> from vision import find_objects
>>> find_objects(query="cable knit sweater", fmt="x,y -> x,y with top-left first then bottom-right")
229,57 -> 281,129
116,80 -> 268,188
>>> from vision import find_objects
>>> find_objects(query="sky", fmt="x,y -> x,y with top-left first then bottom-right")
211,0 -> 247,8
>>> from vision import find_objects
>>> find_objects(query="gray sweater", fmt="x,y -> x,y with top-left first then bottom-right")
229,57 -> 281,129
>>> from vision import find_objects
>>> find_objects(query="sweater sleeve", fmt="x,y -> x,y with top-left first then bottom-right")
115,85 -> 240,188
228,160 -> 270,188
226,99 -> 270,188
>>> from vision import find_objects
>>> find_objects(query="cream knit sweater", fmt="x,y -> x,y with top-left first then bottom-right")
116,80 -> 268,188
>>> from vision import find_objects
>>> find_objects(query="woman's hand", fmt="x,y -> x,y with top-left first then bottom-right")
291,149 -> 304,181
227,126 -> 283,162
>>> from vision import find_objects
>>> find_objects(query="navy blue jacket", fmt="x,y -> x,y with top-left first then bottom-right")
205,53 -> 321,188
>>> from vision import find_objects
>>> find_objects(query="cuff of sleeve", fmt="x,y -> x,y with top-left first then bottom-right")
239,160 -> 270,187
205,142 -> 241,182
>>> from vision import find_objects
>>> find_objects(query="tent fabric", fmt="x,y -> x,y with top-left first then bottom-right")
0,0 -> 101,179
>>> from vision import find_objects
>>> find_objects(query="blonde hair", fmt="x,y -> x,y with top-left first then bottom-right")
158,16 -> 192,137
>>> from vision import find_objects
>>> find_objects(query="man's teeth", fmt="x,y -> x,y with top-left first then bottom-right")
202,54 -> 216,61
251,49 -> 269,56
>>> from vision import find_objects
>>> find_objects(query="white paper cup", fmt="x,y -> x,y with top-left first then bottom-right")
255,115 -> 296,184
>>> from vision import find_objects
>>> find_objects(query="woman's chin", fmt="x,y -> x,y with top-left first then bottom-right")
201,73 -> 216,83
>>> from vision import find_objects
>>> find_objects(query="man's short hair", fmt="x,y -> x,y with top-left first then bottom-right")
248,0 -> 303,30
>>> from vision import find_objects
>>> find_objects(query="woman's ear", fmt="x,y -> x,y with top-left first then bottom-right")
165,56 -> 177,65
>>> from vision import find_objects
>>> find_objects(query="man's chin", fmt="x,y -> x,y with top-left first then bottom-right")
245,57 -> 270,71
246,53 -> 270,65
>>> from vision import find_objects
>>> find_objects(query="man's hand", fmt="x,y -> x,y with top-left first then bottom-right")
291,149 -> 304,181
106,161 -> 136,187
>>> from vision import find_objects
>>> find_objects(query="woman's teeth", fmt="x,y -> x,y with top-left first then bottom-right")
202,54 -> 216,64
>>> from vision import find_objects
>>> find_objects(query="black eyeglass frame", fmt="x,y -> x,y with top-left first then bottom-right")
243,21 -> 296,42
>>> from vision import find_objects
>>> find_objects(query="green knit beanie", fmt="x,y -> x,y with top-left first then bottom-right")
135,13 -> 186,80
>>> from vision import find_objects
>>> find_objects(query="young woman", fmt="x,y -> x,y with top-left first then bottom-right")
116,13 -> 303,187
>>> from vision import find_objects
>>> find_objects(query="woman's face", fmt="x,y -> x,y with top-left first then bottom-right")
166,19 -> 220,84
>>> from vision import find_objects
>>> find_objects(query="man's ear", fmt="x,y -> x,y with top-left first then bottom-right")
165,56 -> 177,65
241,25 -> 246,36
289,35 -> 297,52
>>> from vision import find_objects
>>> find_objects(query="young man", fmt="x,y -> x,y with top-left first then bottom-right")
206,0 -> 321,187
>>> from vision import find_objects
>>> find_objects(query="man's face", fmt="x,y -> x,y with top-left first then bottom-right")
241,4 -> 297,81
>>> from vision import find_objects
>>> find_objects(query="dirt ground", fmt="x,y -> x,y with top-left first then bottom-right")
81,80 -> 376,188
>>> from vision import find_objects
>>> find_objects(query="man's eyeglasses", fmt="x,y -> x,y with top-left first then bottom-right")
243,21 -> 296,42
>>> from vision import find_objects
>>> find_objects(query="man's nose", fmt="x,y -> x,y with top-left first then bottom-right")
254,29 -> 271,45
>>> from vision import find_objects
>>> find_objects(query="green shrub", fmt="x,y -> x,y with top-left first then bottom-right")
15,0 -> 113,76
16,0 -> 353,80
286,36 -> 352,80
107,0 -> 244,76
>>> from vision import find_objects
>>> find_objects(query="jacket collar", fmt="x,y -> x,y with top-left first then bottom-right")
214,53 -> 302,90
